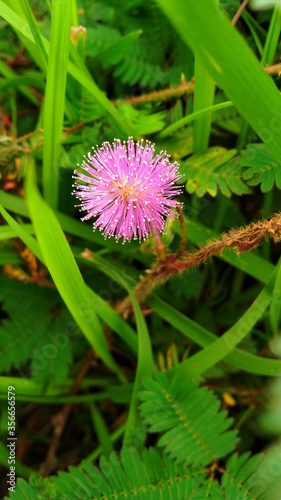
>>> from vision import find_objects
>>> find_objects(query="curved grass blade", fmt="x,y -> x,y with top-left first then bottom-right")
150,295 -> 281,376
168,261 -> 281,377
90,255 -> 281,377
193,56 -> 215,151
269,256 -> 281,335
42,0 -> 72,208
0,205 -> 41,259
83,255 -> 153,446
159,101 -> 233,139
0,201 -> 138,353
25,158 -> 125,381
123,293 -> 153,448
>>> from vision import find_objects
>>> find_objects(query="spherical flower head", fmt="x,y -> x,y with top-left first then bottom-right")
72,138 -> 182,243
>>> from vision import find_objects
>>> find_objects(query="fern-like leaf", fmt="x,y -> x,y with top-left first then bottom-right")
221,452 -> 263,499
0,276 -> 72,383
139,371 -> 238,467
7,448 -> 208,499
7,448 -> 265,499
116,102 -> 165,135
180,147 -> 251,197
0,277 -> 58,372
240,143 -> 281,192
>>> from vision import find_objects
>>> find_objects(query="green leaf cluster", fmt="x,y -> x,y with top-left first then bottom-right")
181,147 -> 251,198
6,372 -> 263,499
239,144 -> 281,192
0,275 -> 72,385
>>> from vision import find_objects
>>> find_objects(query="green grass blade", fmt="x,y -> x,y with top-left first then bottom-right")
0,75 -> 44,94
269,256 -> 281,335
0,205 -> 41,259
0,59 -> 39,105
123,293 -> 153,448
90,403 -> 113,458
156,0 -> 281,164
150,296 -> 281,376
193,57 -> 215,151
85,254 -> 281,376
0,222 -> 34,241
0,252 -> 21,265
158,101 -> 233,139
25,158 -> 125,380
2,0 -> 46,70
21,0 -> 48,68
77,253 -> 281,376
42,0 -> 72,208
169,261 -> 281,377
0,190 -> 140,252
80,254 -> 153,445
261,5 -> 281,65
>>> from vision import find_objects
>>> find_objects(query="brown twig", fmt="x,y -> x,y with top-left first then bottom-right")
264,63 -> 281,75
231,0 -> 249,26
117,213 -> 281,317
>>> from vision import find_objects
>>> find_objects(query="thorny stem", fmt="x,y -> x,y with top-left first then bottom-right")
116,78 -> 194,106
117,213 -> 281,317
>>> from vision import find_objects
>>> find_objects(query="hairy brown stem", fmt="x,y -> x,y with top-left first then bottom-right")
117,213 -> 281,317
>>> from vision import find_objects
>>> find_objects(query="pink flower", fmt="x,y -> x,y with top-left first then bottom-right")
73,138 -> 182,242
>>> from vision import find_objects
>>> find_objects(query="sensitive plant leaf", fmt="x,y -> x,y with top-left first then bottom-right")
95,30 -> 142,66
116,102 -> 166,135
5,447 -> 210,500
6,448 -> 267,499
221,452 -> 264,498
86,26 -> 121,57
240,143 -> 281,192
139,372 -> 238,467
0,275 -> 60,374
181,147 -> 251,197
